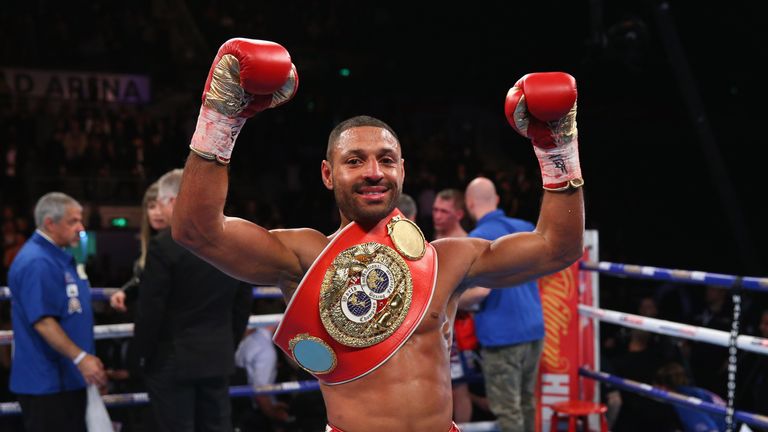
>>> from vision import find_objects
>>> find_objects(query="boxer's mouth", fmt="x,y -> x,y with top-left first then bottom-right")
357,186 -> 389,201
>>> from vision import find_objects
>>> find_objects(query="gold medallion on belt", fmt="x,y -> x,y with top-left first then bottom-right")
319,241 -> 414,348
387,216 -> 426,260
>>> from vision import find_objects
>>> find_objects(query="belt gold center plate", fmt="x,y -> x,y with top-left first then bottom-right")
319,242 -> 413,348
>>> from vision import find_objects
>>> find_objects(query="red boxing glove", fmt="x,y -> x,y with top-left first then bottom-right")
190,38 -> 299,164
505,72 -> 583,191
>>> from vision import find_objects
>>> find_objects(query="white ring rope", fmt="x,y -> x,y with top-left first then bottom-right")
578,305 -> 768,355
0,286 -> 285,300
0,314 -> 285,346
4,303 -> 767,359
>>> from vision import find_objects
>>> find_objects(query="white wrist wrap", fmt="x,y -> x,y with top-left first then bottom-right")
533,138 -> 583,191
189,106 -> 247,164
73,351 -> 87,365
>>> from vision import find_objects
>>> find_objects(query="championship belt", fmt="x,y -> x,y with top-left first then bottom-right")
273,209 -> 437,385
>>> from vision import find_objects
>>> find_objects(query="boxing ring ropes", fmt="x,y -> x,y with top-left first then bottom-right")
1,231 -> 768,431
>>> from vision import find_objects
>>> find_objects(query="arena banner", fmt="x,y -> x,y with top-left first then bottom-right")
536,229 -> 599,431
0,68 -> 150,103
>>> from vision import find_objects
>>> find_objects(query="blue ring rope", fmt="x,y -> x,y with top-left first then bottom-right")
0,380 -> 321,416
579,261 -> 768,292
579,367 -> 768,428
0,375 -> 486,416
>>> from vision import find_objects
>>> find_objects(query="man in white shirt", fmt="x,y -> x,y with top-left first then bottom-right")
235,327 -> 290,428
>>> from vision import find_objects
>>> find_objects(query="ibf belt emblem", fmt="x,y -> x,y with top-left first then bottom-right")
361,263 -> 395,300
319,242 -> 412,348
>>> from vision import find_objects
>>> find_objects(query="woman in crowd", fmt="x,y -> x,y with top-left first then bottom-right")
109,181 -> 167,312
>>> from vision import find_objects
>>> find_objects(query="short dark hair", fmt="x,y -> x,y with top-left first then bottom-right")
436,189 -> 464,211
326,115 -> 400,160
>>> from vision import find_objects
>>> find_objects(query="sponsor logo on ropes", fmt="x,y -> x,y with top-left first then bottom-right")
619,314 -> 644,326
659,324 -> 697,337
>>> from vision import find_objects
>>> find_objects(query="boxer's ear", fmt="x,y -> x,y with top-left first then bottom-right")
321,160 -> 333,190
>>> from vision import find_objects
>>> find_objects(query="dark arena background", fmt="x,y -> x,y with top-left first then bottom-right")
0,1 -> 765,431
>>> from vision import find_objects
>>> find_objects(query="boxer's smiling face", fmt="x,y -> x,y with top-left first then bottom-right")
322,126 -> 404,227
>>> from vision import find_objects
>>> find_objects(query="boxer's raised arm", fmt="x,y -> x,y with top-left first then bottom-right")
173,38 -> 312,285
464,73 -> 585,288
175,158 -> 323,286
463,191 -> 583,288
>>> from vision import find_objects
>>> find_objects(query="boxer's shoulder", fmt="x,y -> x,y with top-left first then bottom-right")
270,227 -> 329,272
432,236 -> 486,260
432,237 -> 488,294
269,227 -> 327,242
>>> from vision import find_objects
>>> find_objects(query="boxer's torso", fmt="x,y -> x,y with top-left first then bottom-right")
275,230 -> 476,432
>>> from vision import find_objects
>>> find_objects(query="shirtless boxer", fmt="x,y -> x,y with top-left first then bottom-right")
173,38 -> 584,432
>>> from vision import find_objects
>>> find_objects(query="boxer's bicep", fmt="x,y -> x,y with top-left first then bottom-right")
464,231 -> 559,288
465,191 -> 584,289
190,217 -> 308,286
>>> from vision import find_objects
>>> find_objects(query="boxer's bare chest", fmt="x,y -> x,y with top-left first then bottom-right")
278,232 -> 469,339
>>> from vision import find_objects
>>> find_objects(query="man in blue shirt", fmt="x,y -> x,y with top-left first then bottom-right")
460,177 -> 545,432
8,192 -> 106,432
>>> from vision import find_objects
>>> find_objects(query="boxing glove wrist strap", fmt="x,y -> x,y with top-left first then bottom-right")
189,106 -> 247,165
533,139 -> 584,191
544,178 -> 585,192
